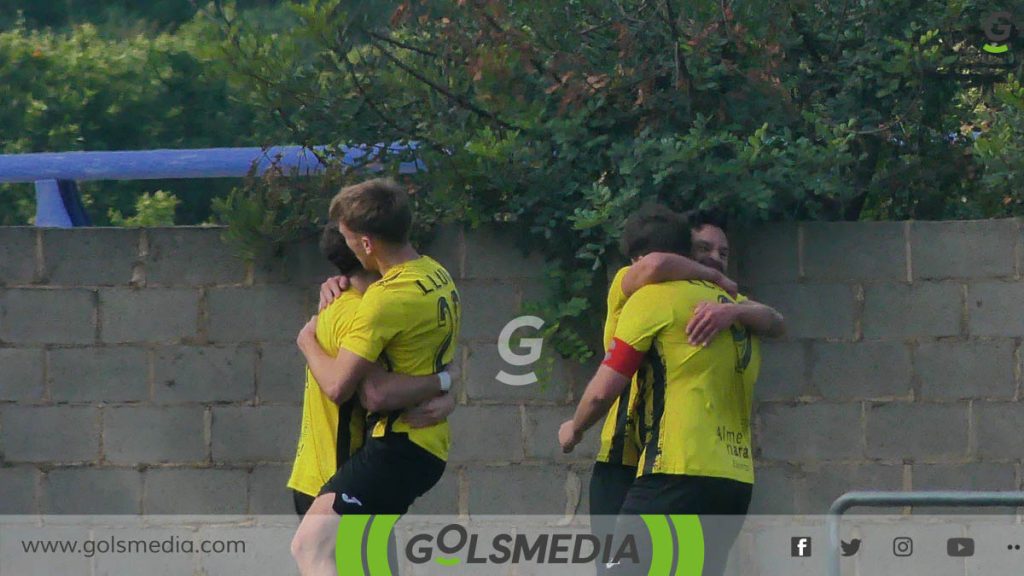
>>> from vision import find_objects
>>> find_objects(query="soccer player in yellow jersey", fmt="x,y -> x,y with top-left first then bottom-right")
286,224 -> 454,516
291,179 -> 460,576
562,205 -> 784,576
588,206 -> 740,564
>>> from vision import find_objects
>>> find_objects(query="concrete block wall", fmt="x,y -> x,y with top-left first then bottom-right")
0,225 -> 595,516
1,220 -> 1022,516
738,220 -> 1024,514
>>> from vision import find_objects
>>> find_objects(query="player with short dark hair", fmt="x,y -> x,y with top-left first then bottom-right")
291,179 -> 460,576
286,224 -> 454,517
565,204 -> 784,575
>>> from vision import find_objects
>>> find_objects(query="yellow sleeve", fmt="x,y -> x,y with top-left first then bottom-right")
602,267 -> 630,349
340,289 -> 401,362
612,284 -> 674,354
331,306 -> 349,349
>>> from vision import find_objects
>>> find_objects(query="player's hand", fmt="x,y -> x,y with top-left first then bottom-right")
297,315 -> 318,348
403,393 -> 456,428
558,419 -> 581,454
711,270 -> 739,299
686,302 -> 738,347
319,276 -> 351,311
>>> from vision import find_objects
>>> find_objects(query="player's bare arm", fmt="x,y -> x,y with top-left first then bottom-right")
736,300 -> 785,338
296,317 -> 445,407
559,365 -> 630,453
359,362 -> 450,412
622,251 -> 738,297
686,300 -> 786,346
402,393 -> 457,428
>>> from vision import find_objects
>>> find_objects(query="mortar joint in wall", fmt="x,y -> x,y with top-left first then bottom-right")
197,287 -> 210,345
1015,338 -> 1022,402
860,401 -> 868,459
959,283 -> 969,338
34,227 -> 44,284
457,347 -> 469,405
967,399 -> 976,460
457,226 -> 467,281
92,289 -> 101,344
853,284 -> 865,342
796,223 -> 805,280
131,230 -> 148,287
564,469 -> 582,518
457,466 -> 470,519
519,404 -> 529,457
1015,218 -> 1023,280
147,348 -> 156,402
204,407 -> 213,464
904,221 -> 913,283
42,347 -> 52,403
97,405 -> 106,465
244,259 -> 255,287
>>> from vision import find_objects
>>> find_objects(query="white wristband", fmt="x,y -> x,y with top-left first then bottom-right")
437,371 -> 452,393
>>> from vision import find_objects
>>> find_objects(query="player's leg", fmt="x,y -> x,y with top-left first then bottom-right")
291,443 -> 382,576
291,436 -> 445,575
613,474 -> 749,576
604,476 -> 680,576
700,477 -> 753,576
589,462 -> 637,575
291,493 -> 340,576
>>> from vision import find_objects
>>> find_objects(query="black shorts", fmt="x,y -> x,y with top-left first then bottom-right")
618,473 -> 752,516
589,461 -> 638,518
589,462 -> 638,575
319,435 -> 446,515
612,474 -> 753,576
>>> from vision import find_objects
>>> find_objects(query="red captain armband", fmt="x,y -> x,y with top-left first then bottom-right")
601,338 -> 644,377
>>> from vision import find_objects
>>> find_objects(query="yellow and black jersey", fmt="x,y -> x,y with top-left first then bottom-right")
595,266 -> 644,467
341,255 -> 459,461
287,290 -> 366,497
609,280 -> 761,484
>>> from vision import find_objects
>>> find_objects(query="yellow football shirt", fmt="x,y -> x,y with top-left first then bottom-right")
341,255 -> 459,461
287,290 -> 366,497
595,266 -> 644,467
614,280 -> 761,483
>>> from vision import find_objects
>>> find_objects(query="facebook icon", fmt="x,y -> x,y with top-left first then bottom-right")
791,537 -> 812,557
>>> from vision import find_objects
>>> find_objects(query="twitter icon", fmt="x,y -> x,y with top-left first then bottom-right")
841,539 -> 862,557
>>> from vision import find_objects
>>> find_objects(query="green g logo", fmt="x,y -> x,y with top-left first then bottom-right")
983,11 -> 1014,54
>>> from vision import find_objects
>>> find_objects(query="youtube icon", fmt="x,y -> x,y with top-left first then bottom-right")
947,538 -> 974,558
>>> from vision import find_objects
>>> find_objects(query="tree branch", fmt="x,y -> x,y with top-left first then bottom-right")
365,30 -> 439,58
365,35 -> 518,131
338,53 -> 449,155
661,0 -> 692,116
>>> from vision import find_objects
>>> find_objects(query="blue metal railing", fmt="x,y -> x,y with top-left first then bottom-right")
0,144 -> 424,227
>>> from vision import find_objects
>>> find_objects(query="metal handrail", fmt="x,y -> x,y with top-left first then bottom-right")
826,490 -> 1024,576
0,144 -> 424,227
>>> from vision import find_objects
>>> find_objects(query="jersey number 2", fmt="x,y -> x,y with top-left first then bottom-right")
434,290 -> 460,372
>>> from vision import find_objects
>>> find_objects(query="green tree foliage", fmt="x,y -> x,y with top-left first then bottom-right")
0,0 -> 282,32
108,190 -> 181,226
0,10 -> 288,225
213,0 -> 1024,358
